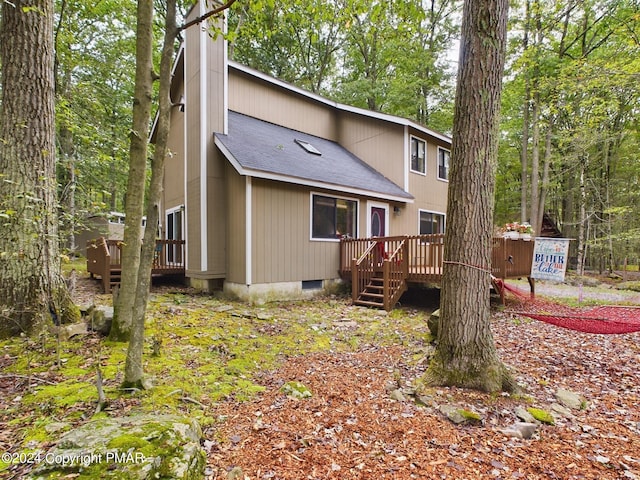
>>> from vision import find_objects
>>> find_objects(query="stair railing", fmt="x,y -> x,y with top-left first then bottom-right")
351,240 -> 379,304
86,237 -> 111,293
383,239 -> 408,310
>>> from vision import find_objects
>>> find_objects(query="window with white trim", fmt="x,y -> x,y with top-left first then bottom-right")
419,211 -> 445,235
312,194 -> 357,240
438,147 -> 450,181
410,136 -> 426,175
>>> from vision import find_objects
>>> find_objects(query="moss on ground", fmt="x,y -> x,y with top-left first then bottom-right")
3,293 -> 433,461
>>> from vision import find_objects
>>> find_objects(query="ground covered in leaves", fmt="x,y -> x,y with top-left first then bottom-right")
1,273 -> 639,479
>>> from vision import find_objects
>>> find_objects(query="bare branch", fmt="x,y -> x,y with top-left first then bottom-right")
179,0 -> 238,32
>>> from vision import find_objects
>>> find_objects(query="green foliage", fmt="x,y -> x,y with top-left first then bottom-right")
498,0 -> 640,271
228,0 -> 459,127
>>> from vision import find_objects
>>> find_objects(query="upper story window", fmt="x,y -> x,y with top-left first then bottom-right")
438,147 -> 450,181
311,194 -> 358,240
410,136 -> 426,175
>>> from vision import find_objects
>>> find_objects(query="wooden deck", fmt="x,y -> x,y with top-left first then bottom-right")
86,237 -> 185,293
340,234 -> 535,310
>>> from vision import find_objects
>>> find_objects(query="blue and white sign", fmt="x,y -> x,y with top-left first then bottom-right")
531,238 -> 571,281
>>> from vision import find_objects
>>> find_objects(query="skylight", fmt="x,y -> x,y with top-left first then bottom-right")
295,139 -> 322,156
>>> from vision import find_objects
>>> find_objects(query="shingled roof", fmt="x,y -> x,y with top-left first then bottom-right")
214,111 -> 414,203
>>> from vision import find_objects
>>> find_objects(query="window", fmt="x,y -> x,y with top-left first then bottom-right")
295,139 -> 322,155
410,137 -> 426,174
419,211 -> 445,235
438,147 -> 450,181
312,194 -> 357,240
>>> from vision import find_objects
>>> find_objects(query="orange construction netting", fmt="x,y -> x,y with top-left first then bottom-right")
496,280 -> 640,335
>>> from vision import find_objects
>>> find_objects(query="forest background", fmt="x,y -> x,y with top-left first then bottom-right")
46,0 -> 640,273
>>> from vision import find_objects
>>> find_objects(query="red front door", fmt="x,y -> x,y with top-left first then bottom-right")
371,207 -> 386,237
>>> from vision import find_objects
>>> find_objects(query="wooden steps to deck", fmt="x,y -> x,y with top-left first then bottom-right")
354,273 -> 407,309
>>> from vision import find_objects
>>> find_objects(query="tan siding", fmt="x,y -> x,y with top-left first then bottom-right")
185,179 -> 201,273
251,180 -> 340,284
337,111 -> 406,188
164,86 -> 185,211
229,68 -> 338,141
225,164 -> 246,284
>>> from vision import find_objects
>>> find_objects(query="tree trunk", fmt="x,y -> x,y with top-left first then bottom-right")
519,0 -> 531,224
535,125 -> 552,235
529,89 -> 540,228
423,0 -> 515,393
576,158 -> 587,276
124,0 -> 178,389
0,0 -> 79,337
110,0 -> 155,342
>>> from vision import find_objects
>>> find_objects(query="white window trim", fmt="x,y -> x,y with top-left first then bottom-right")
366,201 -> 389,238
418,209 -> 447,235
410,135 -> 427,176
309,191 -> 360,242
437,146 -> 450,182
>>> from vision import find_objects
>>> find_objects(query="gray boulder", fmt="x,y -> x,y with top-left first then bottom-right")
86,305 -> 114,335
28,414 -> 205,480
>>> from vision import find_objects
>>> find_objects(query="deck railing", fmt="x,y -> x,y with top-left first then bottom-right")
342,234 -> 535,309
86,237 -> 185,292
86,237 -> 112,293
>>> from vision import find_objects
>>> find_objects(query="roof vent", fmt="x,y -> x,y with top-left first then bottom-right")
295,139 -> 322,156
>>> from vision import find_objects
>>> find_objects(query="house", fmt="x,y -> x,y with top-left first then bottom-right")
75,212 -> 126,256
160,5 -> 451,302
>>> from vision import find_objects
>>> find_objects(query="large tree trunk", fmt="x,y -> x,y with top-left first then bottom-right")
423,0 -> 516,393
110,0 -> 155,342
0,0 -> 79,337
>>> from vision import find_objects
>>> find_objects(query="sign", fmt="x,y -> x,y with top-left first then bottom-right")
530,237 -> 571,281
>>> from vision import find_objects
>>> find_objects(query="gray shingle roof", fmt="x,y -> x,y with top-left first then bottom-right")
215,111 -> 413,202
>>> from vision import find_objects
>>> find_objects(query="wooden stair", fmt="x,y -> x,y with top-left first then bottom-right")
352,239 -> 409,311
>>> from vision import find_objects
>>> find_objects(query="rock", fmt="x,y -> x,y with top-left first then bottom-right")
514,406 -> 536,423
555,388 -> 586,410
527,407 -> 555,425
439,404 -> 482,425
551,402 -> 574,418
280,381 -> 312,399
86,305 -> 114,335
43,422 -> 70,434
427,309 -> 439,338
227,466 -> 244,479
27,414 -> 206,480
59,322 -> 88,340
500,422 -> 538,439
390,389 -> 406,402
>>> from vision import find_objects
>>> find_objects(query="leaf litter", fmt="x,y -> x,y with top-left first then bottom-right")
0,274 -> 638,479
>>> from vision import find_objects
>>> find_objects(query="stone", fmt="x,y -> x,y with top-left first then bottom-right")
43,422 -> 70,434
27,414 -> 206,480
514,406 -> 536,423
280,381 -> 312,399
389,389 -> 406,402
227,466 -> 244,479
86,305 -> 114,336
439,404 -> 482,425
551,402 -> 574,418
60,322 -> 88,340
427,309 -> 439,338
555,388 -> 586,410
500,422 -> 538,440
